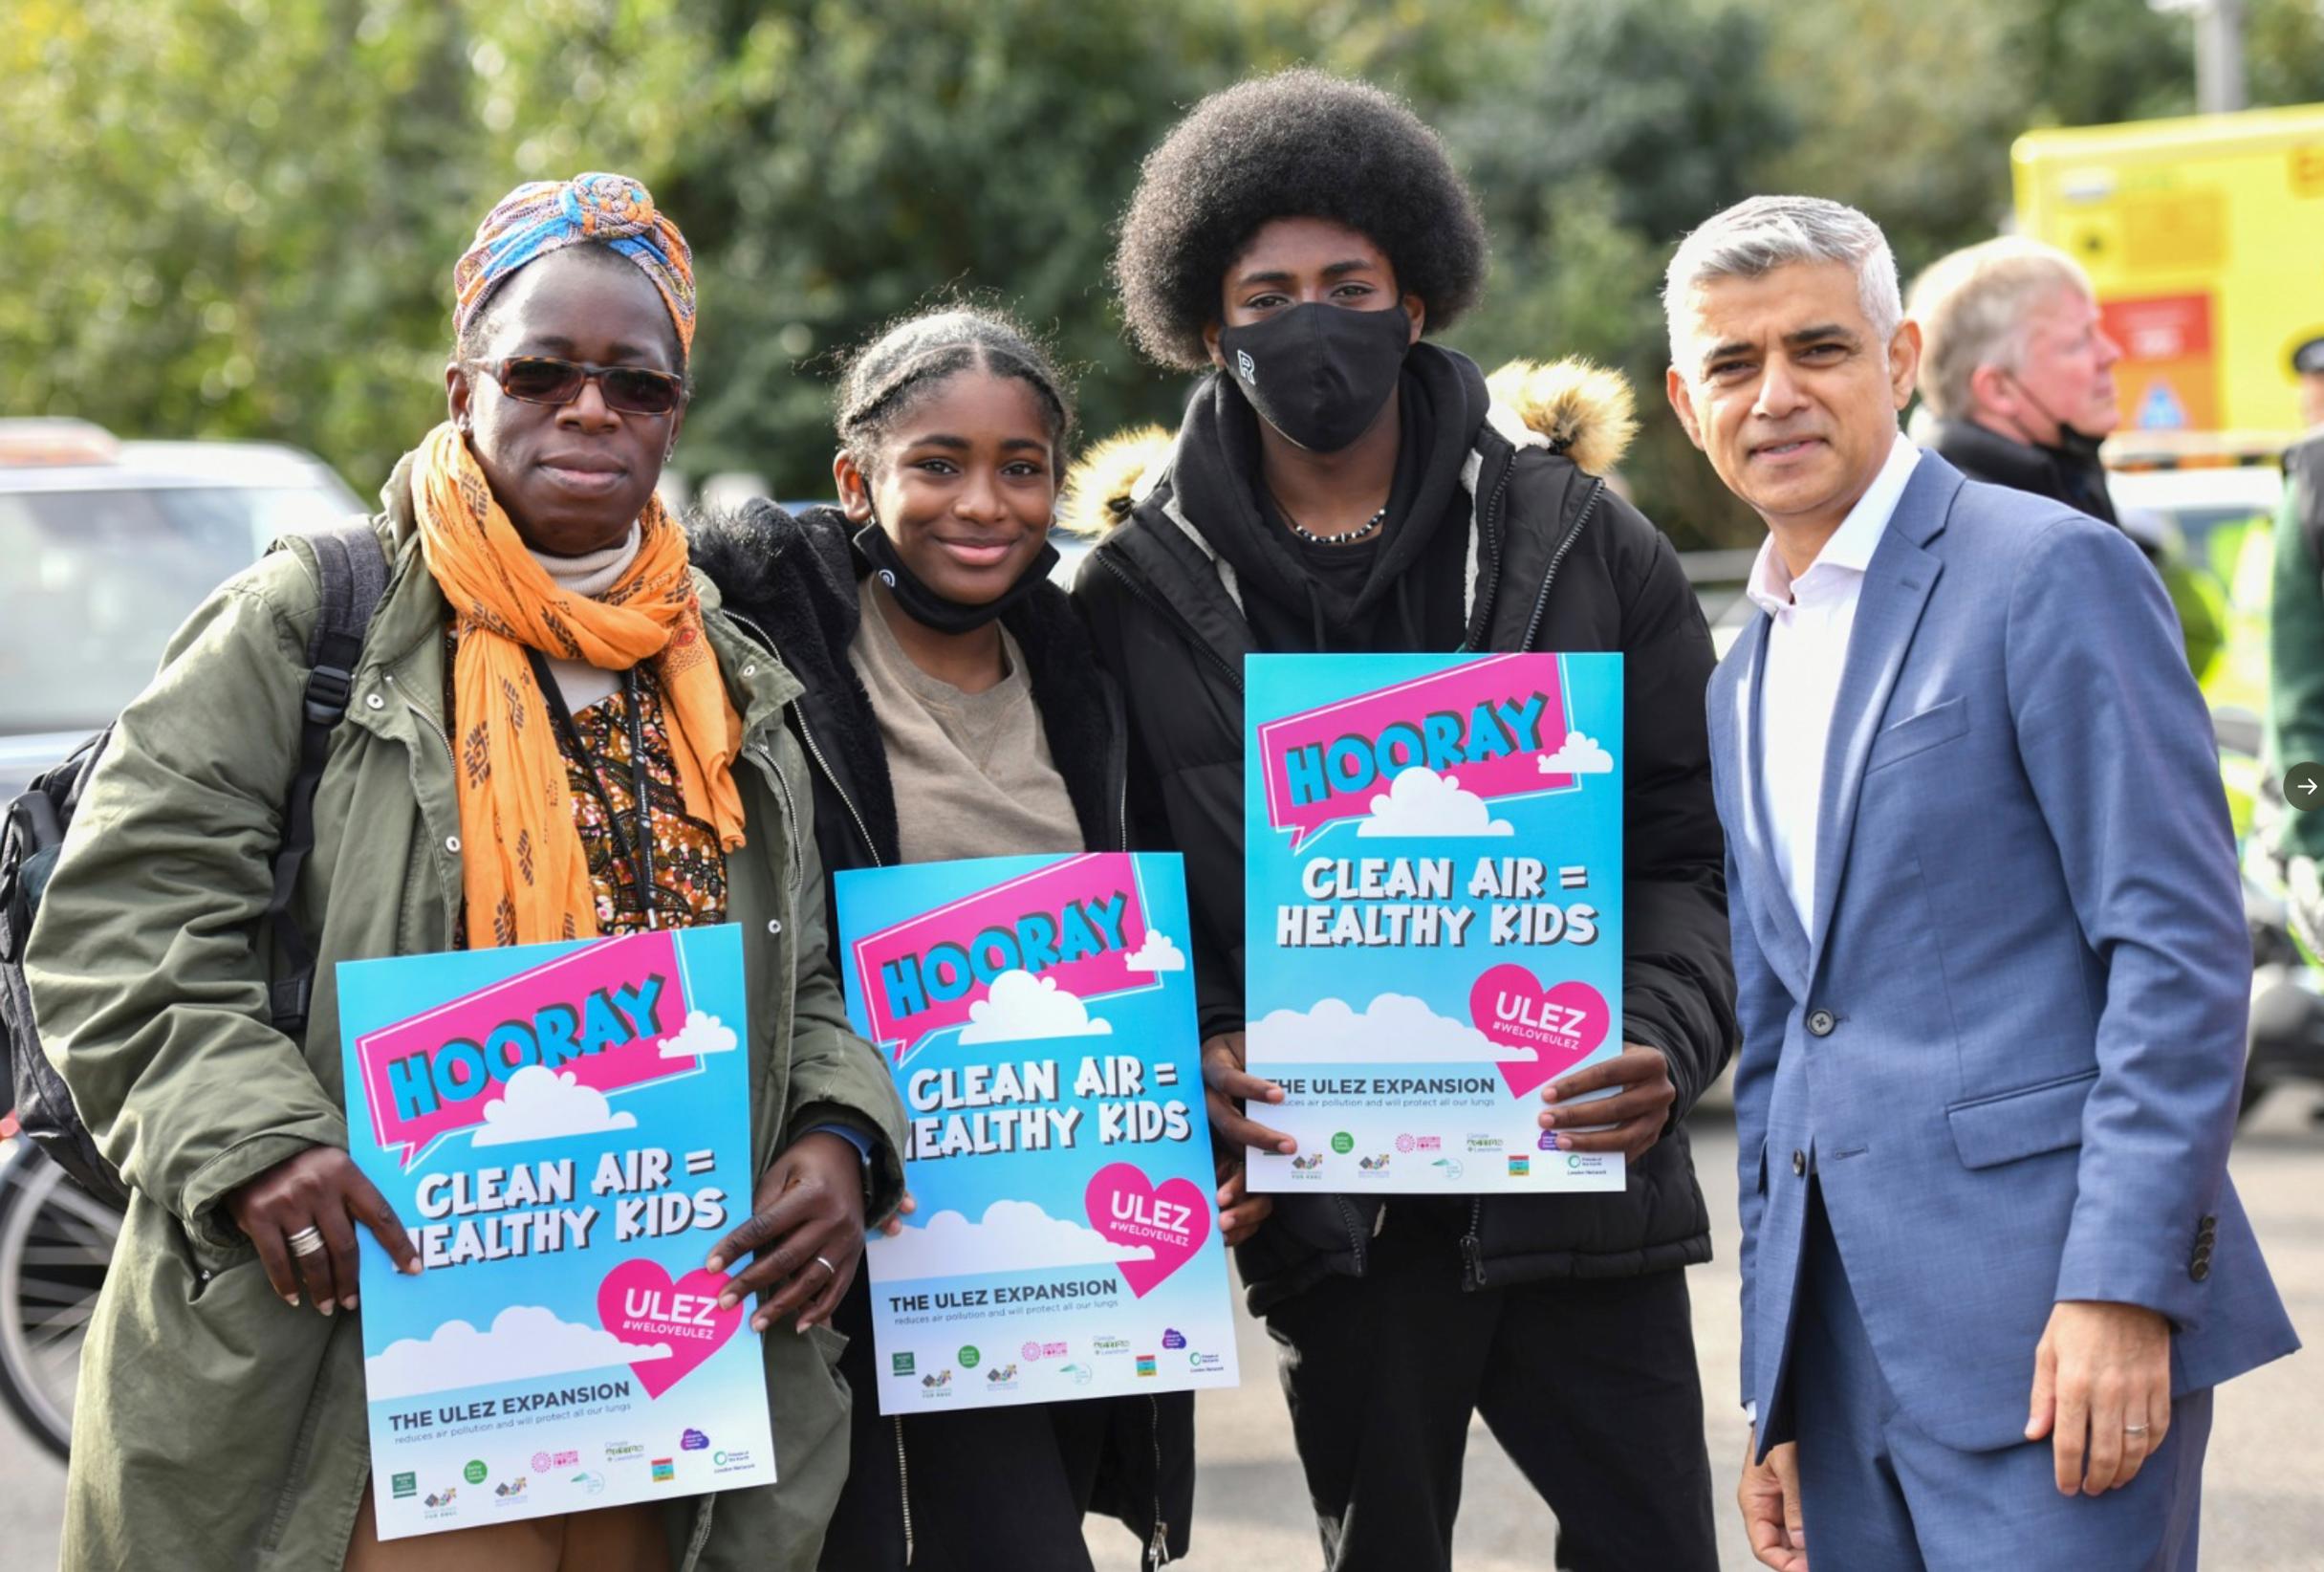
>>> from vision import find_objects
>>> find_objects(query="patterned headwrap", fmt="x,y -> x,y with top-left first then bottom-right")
452,172 -> 696,354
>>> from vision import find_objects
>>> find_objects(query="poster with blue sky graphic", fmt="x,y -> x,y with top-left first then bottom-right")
337,925 -> 774,1540
1245,653 -> 1625,1194
835,852 -> 1240,1415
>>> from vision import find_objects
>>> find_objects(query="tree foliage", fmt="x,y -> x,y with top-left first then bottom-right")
3,0 -> 2305,545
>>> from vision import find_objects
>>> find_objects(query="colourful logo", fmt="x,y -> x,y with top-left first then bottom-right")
572,1471 -> 606,1496
597,1259 -> 745,1399
1060,1363 -> 1094,1386
1396,1133 -> 1417,1152
424,1487 -> 458,1510
531,1451 -> 552,1473
848,852 -> 1154,1063
1136,1354 -> 1158,1377
1255,653 -> 1572,847
605,1442 -> 645,1462
1291,1151 -> 1325,1170
552,1450 -> 579,1468
1507,1155 -> 1531,1177
1539,1130 -> 1558,1150
1085,1162 -> 1211,1298
650,1458 -> 676,1483
390,1472 -> 417,1500
680,1429 -> 709,1452
463,1459 -> 488,1485
494,1477 -> 528,1500
1432,1158 -> 1466,1181
958,1344 -> 981,1369
892,1352 -> 917,1376
1331,1131 -> 1355,1154
1161,1327 -> 1186,1349
352,928 -> 697,1168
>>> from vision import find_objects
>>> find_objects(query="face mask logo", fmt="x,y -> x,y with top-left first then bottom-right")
1217,300 -> 1413,453
853,514 -> 1060,637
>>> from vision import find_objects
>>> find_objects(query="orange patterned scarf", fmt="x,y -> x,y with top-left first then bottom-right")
410,421 -> 744,947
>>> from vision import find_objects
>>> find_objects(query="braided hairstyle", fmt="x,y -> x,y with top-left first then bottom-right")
834,306 -> 1075,475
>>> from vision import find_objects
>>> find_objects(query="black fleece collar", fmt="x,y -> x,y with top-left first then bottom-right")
687,502 -> 1119,864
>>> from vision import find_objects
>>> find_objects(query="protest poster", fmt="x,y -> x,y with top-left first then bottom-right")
1244,652 -> 1626,1194
835,852 -> 1239,1415
337,925 -> 775,1539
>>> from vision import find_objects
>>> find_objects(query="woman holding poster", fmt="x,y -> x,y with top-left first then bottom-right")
25,175 -> 905,1572
1070,74 -> 1738,1572
691,306 -> 1249,1571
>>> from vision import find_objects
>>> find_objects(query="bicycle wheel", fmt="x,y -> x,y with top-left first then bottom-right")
0,1144 -> 119,1459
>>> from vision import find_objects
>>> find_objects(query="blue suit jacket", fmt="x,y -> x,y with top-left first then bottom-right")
1711,452 -> 2298,1455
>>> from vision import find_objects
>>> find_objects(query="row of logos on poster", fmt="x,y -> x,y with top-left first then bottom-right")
889,1329 -> 1230,1400
385,1430 -> 758,1524
1280,1126 -> 1601,1181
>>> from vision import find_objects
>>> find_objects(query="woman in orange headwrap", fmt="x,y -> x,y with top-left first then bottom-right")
27,174 -> 907,1572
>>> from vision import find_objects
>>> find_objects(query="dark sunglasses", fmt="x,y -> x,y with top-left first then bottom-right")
469,356 -> 686,417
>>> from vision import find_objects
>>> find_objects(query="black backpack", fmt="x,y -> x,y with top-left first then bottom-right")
0,520 -> 389,1206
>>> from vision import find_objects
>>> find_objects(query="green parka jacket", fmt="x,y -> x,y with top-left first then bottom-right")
26,469 -> 907,1572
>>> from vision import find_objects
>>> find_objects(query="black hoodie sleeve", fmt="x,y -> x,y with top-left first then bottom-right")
1605,494 -> 1737,1119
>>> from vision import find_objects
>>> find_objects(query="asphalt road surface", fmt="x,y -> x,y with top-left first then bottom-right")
4,1092 -> 2318,1569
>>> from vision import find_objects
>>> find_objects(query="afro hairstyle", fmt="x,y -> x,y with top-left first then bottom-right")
1112,68 -> 1488,371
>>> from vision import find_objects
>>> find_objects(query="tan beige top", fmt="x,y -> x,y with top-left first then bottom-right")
849,576 -> 1084,864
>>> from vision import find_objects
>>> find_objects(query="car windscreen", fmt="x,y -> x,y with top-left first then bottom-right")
0,484 -> 349,735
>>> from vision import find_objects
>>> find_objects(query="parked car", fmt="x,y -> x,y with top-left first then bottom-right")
0,420 -> 365,798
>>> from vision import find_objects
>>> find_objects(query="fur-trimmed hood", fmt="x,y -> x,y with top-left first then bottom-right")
1057,356 -> 1636,537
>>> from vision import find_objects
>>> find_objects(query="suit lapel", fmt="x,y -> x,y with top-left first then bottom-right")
1724,614 -> 1812,996
1806,458 -> 1959,966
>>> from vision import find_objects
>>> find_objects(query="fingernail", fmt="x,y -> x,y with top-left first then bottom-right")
343,1294 -> 358,1310
405,1260 -> 424,1275
706,1255 -> 726,1272
719,1293 -> 739,1311
1543,1088 -> 1560,1103
318,1300 -> 336,1317
797,1317 -> 812,1334
752,1315 -> 770,1333
1541,1113 -> 1557,1128
1555,1135 -> 1573,1150
284,1294 -> 300,1307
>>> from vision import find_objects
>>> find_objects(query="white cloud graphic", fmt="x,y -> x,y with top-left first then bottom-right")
470,1063 -> 639,1147
660,1008 -> 738,1059
1538,731 -> 1615,775
958,969 -> 1115,1044
1357,766 -> 1513,839
363,1303 -> 668,1401
1247,992 -> 1533,1064
1122,931 -> 1187,972
866,1197 -> 1152,1279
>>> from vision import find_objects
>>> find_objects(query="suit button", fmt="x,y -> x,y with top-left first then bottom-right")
1807,1010 -> 1836,1037
1792,1150 -> 1807,1177
2191,1260 -> 2211,1282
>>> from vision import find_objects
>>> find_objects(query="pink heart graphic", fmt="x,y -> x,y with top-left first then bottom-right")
596,1259 -> 743,1400
1469,966 -> 1609,1097
1084,1162 -> 1210,1298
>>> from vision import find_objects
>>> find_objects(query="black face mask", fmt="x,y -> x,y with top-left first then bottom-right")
1216,301 -> 1413,453
852,514 -> 1059,636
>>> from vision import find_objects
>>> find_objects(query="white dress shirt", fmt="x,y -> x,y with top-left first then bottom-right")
1746,431 -> 1922,930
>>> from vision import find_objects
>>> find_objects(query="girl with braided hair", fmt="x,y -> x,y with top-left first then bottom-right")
692,305 -> 1256,1571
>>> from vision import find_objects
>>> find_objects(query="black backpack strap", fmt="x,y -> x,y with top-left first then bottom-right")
266,519 -> 391,1036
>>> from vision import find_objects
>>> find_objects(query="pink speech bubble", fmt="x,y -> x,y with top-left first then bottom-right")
1468,966 -> 1609,1097
1084,1162 -> 1210,1298
1255,654 -> 1572,849
597,1259 -> 743,1400
353,930 -> 697,1170
848,853 -> 1150,1064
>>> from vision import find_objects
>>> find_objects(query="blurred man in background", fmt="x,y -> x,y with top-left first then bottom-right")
1908,237 -> 2124,531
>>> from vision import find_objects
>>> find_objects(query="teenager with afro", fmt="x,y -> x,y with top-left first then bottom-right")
1067,69 -> 1733,1572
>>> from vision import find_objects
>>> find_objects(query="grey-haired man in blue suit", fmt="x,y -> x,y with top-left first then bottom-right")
1664,194 -> 2298,1571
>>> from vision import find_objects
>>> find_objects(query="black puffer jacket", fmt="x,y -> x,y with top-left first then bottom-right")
689,502 -> 1191,1569
1066,350 -> 1737,1313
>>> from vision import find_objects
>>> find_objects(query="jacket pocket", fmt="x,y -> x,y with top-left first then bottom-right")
1865,695 -> 1969,774
1945,1067 -> 2097,1169
1753,1138 -> 1769,1196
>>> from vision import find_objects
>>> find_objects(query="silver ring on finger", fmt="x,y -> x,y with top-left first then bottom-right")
2123,1424 -> 2151,1436
288,1225 -> 327,1257
812,1255 -> 836,1279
